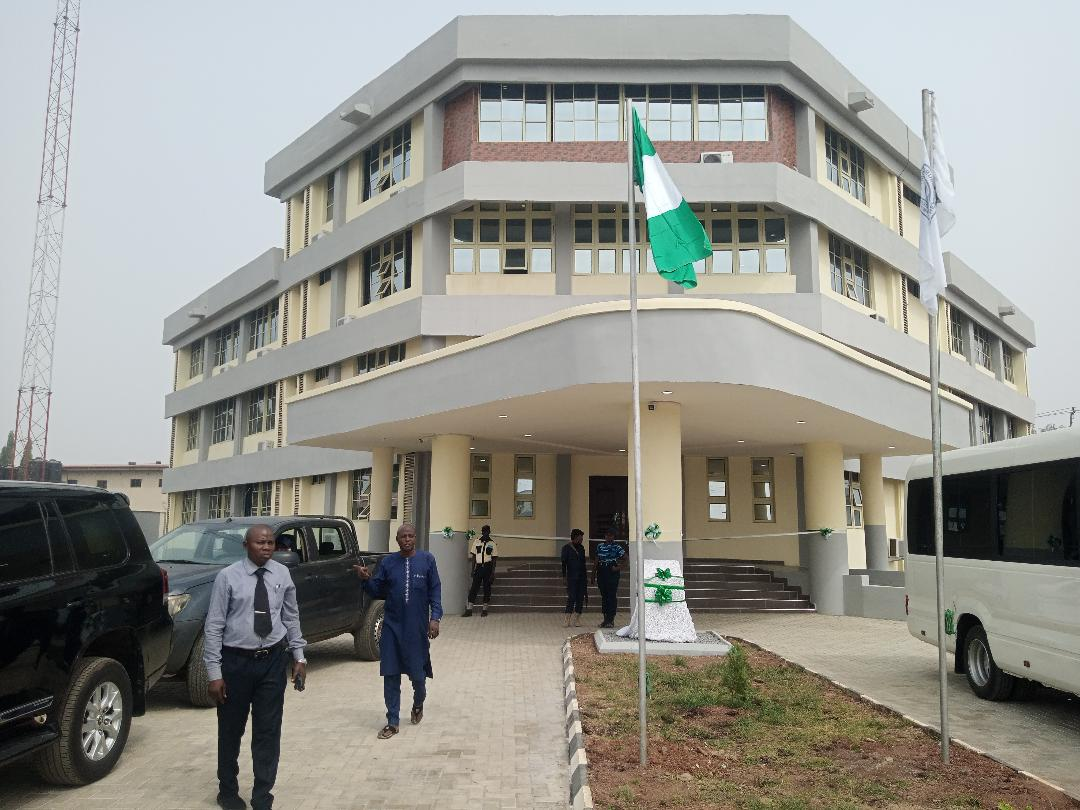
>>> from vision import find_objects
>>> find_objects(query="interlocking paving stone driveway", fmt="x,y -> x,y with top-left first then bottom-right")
0,615 -> 572,809
699,613 -> 1080,800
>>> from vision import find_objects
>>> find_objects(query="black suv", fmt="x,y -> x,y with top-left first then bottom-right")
151,515 -> 386,706
0,482 -> 172,785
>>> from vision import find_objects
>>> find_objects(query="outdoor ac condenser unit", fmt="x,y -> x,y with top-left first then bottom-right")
700,151 -> 734,164
256,440 -> 274,452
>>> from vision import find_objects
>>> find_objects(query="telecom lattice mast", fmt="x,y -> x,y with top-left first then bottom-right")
11,0 -> 81,479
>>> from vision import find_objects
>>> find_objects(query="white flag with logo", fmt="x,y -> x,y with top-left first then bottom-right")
915,105 -> 959,313
917,104 -> 957,313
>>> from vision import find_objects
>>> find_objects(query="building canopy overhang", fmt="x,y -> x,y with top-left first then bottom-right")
287,299 -> 972,459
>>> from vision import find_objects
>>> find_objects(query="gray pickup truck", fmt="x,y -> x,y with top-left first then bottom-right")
150,515 -> 385,706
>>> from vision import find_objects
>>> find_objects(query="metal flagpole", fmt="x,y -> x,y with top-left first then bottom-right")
626,99 -> 648,766
922,88 -> 950,765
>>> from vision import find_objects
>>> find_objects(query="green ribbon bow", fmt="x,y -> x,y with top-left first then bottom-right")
654,568 -> 672,581
644,523 -> 662,540
441,526 -> 454,539
651,585 -> 674,605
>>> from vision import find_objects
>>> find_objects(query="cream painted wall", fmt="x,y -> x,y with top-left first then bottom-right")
683,455 -> 800,565
241,429 -> 275,455
467,451 -> 557,557
571,275 -> 671,296
845,525 -> 867,569
447,274 -> 557,295
901,196 -> 920,248
687,274 -> 797,295
65,466 -> 167,516
207,442 -> 233,462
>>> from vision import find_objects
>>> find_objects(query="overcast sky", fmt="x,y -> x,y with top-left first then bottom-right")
1,1 -> 1078,464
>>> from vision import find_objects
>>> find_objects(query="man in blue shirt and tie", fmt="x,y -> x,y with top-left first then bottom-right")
204,525 -> 307,810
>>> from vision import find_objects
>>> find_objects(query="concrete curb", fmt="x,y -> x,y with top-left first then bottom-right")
562,637 -> 593,810
739,636 -> 1079,803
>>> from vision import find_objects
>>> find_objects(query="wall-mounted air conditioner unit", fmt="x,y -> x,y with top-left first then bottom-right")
311,232 -> 324,242
256,440 -> 274,452
700,151 -> 734,164
336,314 -> 355,327
870,313 -> 887,324
256,348 -> 270,358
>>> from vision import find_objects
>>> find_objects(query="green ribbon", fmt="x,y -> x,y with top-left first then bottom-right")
654,568 -> 672,580
651,585 -> 674,604
441,526 -> 454,539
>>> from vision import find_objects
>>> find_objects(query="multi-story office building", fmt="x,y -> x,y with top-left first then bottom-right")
64,462 -> 168,537
162,16 -> 1035,614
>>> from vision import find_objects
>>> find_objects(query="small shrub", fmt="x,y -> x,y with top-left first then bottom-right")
720,643 -> 753,706
672,655 -> 688,667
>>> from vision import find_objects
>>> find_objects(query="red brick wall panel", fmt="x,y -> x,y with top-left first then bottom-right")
442,87 -> 797,170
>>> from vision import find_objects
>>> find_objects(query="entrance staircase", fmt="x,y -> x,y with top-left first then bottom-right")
482,557 -> 814,614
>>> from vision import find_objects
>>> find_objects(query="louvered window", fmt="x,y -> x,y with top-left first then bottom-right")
363,230 -> 411,305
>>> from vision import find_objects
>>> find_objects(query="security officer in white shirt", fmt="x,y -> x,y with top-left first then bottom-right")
462,525 -> 498,617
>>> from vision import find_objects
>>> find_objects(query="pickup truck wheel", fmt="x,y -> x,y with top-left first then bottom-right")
353,601 -> 384,661
36,656 -> 133,785
964,625 -> 1014,701
186,635 -> 216,708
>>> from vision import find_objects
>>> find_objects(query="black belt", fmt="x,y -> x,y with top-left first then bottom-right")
222,640 -> 286,659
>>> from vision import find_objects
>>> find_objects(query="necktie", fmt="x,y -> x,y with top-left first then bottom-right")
254,568 -> 272,638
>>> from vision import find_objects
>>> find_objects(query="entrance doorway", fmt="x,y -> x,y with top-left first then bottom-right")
588,475 -> 629,543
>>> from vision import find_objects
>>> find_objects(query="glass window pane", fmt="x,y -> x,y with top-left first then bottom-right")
707,458 -> 727,476
753,481 -> 772,499
500,122 -> 521,141
470,500 -> 489,518
764,218 -> 786,243
453,248 -> 474,274
0,500 -> 51,582
648,121 -> 671,141
515,500 -> 534,518
531,248 -> 552,273
525,122 -> 547,141
744,120 -> 767,141
598,218 -> 617,243
709,503 -> 728,521
479,122 -> 499,142
597,121 -> 619,140
574,250 -> 593,274
574,219 -> 593,243
712,219 -> 732,244
699,121 -> 720,140
505,219 -> 526,243
479,248 -> 500,273
532,218 -> 552,242
738,218 -> 759,243
472,456 -> 490,472
472,478 -> 490,496
708,481 -> 727,497
738,249 -> 760,274
646,251 -> 658,273
526,101 -> 547,123
504,248 -> 527,273
554,121 -> 574,141
479,100 -> 501,120
720,121 -> 742,140
502,97 -> 523,118
453,219 -> 473,243
598,249 -> 617,274
479,219 -> 500,242
671,120 -> 692,140
765,248 -> 787,274
753,459 -> 772,475
525,84 -> 546,101
574,120 -> 594,141
743,100 -> 766,119
754,503 -> 774,521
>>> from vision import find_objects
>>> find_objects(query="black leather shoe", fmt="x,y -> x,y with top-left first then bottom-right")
216,793 -> 247,810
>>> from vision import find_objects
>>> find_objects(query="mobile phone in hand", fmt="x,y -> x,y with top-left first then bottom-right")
293,672 -> 305,692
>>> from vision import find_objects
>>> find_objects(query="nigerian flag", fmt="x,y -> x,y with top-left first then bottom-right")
632,109 -> 712,288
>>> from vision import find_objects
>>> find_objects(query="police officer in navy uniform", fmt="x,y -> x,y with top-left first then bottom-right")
204,524 -> 307,810
561,528 -> 588,627
592,529 -> 626,628
463,525 -> 498,617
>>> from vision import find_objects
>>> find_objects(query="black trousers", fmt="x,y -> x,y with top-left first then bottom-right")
217,644 -> 288,810
565,576 -> 586,614
468,563 -> 494,604
597,567 -> 620,623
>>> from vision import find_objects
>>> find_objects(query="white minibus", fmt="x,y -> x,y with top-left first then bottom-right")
906,428 -> 1079,700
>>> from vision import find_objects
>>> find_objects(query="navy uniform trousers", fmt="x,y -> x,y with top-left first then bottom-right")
217,643 -> 288,810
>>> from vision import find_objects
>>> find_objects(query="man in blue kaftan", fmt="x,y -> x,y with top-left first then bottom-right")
354,523 -> 443,739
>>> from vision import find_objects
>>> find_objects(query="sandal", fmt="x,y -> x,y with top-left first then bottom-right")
410,705 -> 423,725
377,724 -> 399,739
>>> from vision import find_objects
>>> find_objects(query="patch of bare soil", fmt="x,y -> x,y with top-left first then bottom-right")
571,634 -> 1078,810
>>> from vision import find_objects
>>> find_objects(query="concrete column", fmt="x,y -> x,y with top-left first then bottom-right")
201,335 -> 213,382
197,406 -> 212,463
332,164 -> 347,229
555,454 -> 571,544
428,435 -> 471,614
323,472 -> 338,515
554,204 -> 573,295
413,451 -> 432,551
422,102 -> 444,176
369,446 -> 395,553
788,217 -> 820,294
421,215 -> 449,295
236,316 -> 251,365
802,441 -> 848,615
232,485 -> 246,517
962,318 -> 976,366
794,104 -> 818,180
195,489 -> 210,520
330,263 -> 346,330
795,456 -> 810,568
232,396 -> 245,456
628,401 -> 683,566
990,337 -> 1005,382
992,409 -> 1009,443
859,453 -> 889,570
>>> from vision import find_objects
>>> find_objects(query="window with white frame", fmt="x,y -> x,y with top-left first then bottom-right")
514,455 -> 535,518
977,403 -> 995,444
314,366 -> 331,383
1003,349 -> 1015,383
363,230 -> 411,305
452,203 -> 554,275
244,481 -> 273,516
973,324 -> 993,371
247,301 -> 279,352
845,471 -> 863,527
828,234 -> 871,307
325,171 -> 335,222
625,84 -> 693,141
552,83 -> 620,141
180,491 -> 196,524
572,203 -> 647,275
363,122 -> 411,200
704,204 -> 788,275
188,340 -> 204,378
185,410 -> 200,451
351,468 -> 371,519
824,125 -> 867,203
211,398 -> 235,444
697,85 -> 767,141
208,486 -> 232,519
470,454 -> 491,518
706,457 -> 729,521
751,458 -> 775,522
948,305 -> 966,356
212,320 -> 241,367
356,342 -> 406,375
479,83 -> 548,142
246,385 -> 276,436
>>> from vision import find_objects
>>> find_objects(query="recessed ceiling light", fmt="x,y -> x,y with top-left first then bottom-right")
788,452 -> 797,456
618,449 -> 626,452
498,414 -> 509,419
661,390 -> 674,395
887,445 -> 896,450
523,434 -> 532,438
795,420 -> 806,424
736,439 -> 746,444
469,447 -> 475,450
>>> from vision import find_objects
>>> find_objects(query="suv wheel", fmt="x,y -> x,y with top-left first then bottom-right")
36,656 -> 133,785
964,625 -> 1014,701
353,601 -> 384,661
186,635 -> 216,708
